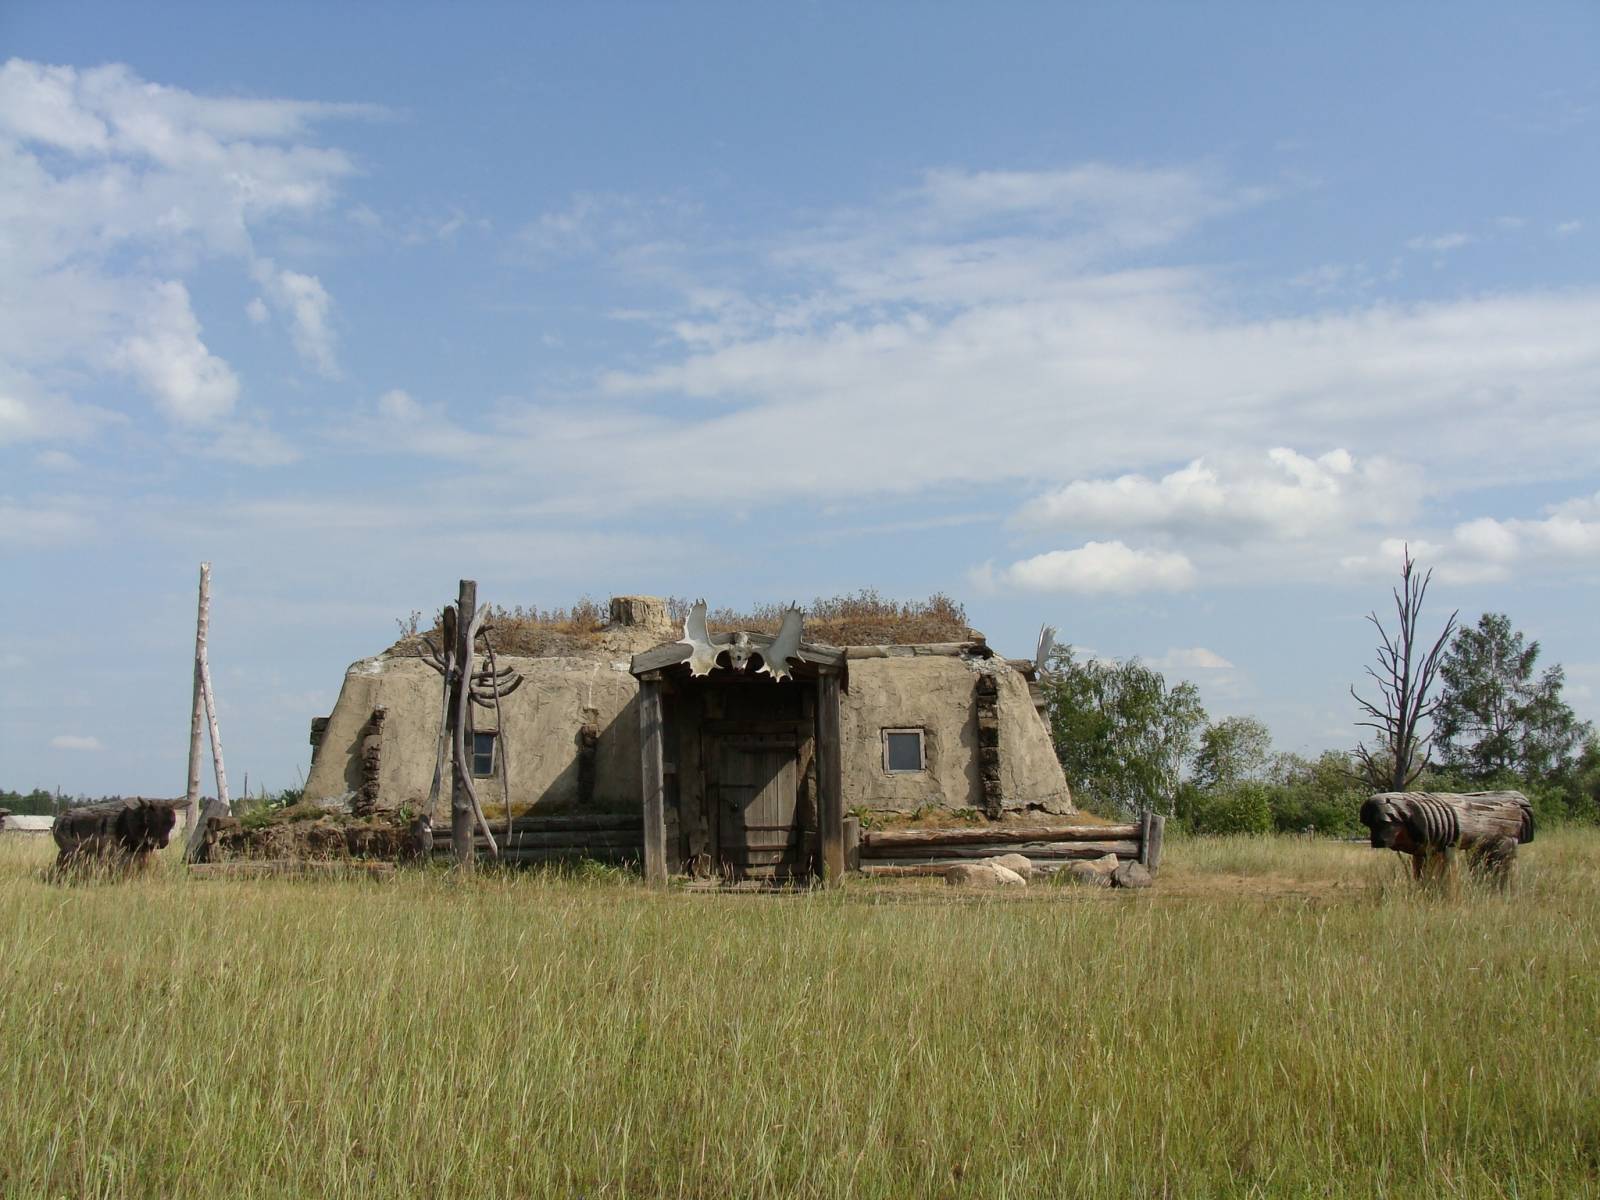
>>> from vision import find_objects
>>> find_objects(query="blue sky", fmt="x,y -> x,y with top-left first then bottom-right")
3,2 -> 1598,796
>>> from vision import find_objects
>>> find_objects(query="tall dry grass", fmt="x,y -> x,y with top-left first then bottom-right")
1,831 -> 1596,1198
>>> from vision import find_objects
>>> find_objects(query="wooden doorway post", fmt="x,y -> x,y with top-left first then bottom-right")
639,673 -> 668,886
816,667 -> 844,885
449,578 -> 478,870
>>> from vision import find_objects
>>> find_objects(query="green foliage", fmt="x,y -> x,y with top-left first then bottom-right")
1192,715 -> 1273,789
1042,646 -> 1207,816
1435,612 -> 1592,782
0,787 -> 57,816
1261,750 -> 1366,835
1180,780 -> 1273,835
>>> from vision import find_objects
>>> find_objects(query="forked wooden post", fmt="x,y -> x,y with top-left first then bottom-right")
449,579 -> 478,870
816,668 -> 844,884
638,672 -> 668,886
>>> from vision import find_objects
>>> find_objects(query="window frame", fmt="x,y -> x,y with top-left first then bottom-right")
881,727 -> 927,774
471,730 -> 498,778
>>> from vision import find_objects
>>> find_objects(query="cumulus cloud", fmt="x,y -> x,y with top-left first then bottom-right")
49,734 -> 103,752
986,541 -> 1197,595
0,58 -> 372,448
252,259 -> 338,376
111,281 -> 239,422
1016,448 -> 1415,543
1342,489 -> 1600,583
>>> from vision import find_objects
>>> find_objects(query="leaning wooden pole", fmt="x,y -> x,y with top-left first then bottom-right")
185,563 -> 231,860
449,579 -> 478,870
183,563 -> 206,837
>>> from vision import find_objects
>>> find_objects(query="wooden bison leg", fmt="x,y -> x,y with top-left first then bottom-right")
1412,847 -> 1456,887
1465,837 -> 1517,887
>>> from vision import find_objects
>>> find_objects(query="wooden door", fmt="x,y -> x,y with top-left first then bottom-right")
712,734 -> 800,878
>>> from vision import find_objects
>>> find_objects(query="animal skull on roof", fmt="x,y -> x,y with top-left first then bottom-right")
678,600 -> 805,681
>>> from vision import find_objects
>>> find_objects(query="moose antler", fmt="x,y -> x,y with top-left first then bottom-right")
1034,624 -> 1057,675
679,599 -> 722,677
757,604 -> 804,681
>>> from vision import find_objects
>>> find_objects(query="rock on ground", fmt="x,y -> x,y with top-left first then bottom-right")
945,861 -> 1027,887
986,853 -> 1033,881
1112,861 -> 1153,889
1058,852 -> 1120,886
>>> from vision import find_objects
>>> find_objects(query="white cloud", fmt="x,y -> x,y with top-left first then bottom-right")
1152,647 -> 1236,671
376,388 -> 422,422
0,58 -> 373,449
49,734 -> 103,752
1406,232 -> 1473,253
1555,220 -> 1583,237
1015,448 -> 1413,544
1342,489 -> 1600,583
111,281 -> 239,423
252,258 -> 338,376
245,297 -> 269,324
991,541 -> 1196,595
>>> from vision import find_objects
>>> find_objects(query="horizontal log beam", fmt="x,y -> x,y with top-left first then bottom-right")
429,813 -> 641,838
861,839 -> 1139,863
844,642 -> 990,660
861,824 -> 1139,849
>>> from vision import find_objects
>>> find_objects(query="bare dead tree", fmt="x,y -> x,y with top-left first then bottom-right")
1351,546 -> 1459,790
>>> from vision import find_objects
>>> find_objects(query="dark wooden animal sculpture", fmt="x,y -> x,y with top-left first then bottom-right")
52,797 -> 183,874
1359,790 -> 1533,883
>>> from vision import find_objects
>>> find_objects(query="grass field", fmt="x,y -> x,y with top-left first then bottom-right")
2,831 -> 1597,1198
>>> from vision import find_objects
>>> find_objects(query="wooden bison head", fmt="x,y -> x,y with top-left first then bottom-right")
1358,795 -> 1419,853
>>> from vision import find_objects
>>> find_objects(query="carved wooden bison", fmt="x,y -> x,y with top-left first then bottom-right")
52,797 -> 183,875
1360,790 -> 1533,883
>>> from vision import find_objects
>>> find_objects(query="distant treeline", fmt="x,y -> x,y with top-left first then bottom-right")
0,789 -> 150,816
1042,607 -> 1600,835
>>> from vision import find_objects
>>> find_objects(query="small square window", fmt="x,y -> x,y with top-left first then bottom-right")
471,731 -> 497,777
883,728 -> 925,773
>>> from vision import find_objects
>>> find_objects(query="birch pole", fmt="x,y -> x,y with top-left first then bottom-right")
183,563 -> 207,837
185,563 -> 231,860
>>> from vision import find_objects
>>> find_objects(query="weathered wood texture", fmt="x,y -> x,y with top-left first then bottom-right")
844,642 -> 990,659
861,823 -> 1140,849
1144,812 -> 1165,875
639,675 -> 668,886
54,798 -> 183,874
857,815 -> 1160,877
861,840 -> 1139,864
449,579 -> 478,870
184,562 -> 232,862
183,563 -> 207,839
1360,790 -> 1534,882
816,669 -> 844,883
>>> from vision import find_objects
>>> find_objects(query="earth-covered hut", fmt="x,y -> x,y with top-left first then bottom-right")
302,594 -> 1072,880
